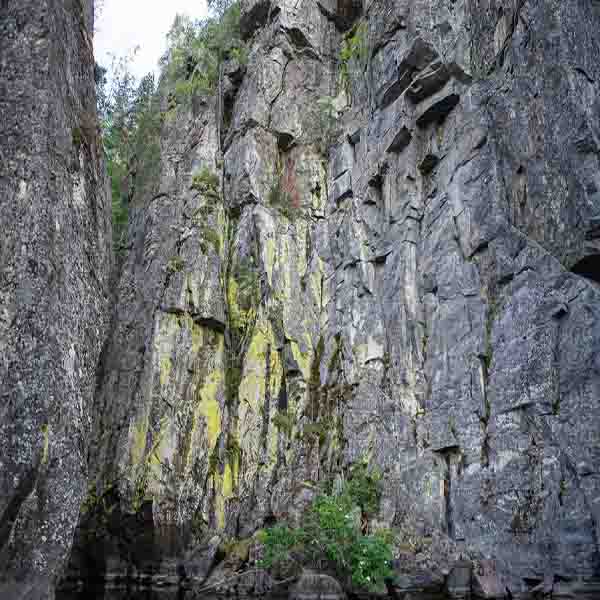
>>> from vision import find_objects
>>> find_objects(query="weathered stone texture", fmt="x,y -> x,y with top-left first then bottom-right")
0,0 -> 111,597
67,0 -> 600,596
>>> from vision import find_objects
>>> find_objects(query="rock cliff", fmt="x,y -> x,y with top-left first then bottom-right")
2,0 -> 600,598
0,1 -> 112,598
74,0 -> 600,596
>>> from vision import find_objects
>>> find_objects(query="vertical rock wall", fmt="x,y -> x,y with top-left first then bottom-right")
331,0 -> 600,592
0,1 -> 112,597
70,0 -> 600,596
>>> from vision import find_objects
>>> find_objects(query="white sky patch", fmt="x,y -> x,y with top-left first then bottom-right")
94,0 -> 209,80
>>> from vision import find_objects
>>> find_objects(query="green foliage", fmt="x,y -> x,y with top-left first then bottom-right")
97,54 -> 162,253
345,462 -> 383,518
259,524 -> 305,569
167,256 -> 185,273
161,3 -> 244,103
192,166 -> 220,195
340,22 -> 368,87
259,471 -> 393,592
225,434 -> 242,463
347,530 -> 394,590
272,411 -> 295,437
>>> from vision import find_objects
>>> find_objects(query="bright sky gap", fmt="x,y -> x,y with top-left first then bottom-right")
94,0 -> 209,80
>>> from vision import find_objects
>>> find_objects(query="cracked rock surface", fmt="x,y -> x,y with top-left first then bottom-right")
2,0 -> 600,598
0,1 -> 112,598
72,0 -> 600,595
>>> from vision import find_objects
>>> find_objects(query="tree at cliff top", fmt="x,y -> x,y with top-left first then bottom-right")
96,52 -> 161,253
96,2 -> 243,254
160,1 -> 244,100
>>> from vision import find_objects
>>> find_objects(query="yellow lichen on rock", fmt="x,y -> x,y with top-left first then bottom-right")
199,368 -> 223,449
159,355 -> 173,386
130,415 -> 149,467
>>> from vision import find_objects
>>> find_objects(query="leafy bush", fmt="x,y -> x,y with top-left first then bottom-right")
347,530 -> 394,590
260,524 -> 305,570
96,55 -> 161,253
259,467 -> 393,592
345,461 -> 382,518
161,2 -> 244,102
192,166 -> 220,195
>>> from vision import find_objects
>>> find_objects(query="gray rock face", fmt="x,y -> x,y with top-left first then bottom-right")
68,0 -> 600,596
0,0 -> 112,598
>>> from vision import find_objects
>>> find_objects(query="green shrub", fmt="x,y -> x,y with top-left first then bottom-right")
347,530 -> 394,590
98,62 -> 161,254
259,524 -> 305,569
192,166 -> 220,195
259,467 -> 393,592
161,2 -> 244,102
272,411 -> 295,437
345,461 -> 382,518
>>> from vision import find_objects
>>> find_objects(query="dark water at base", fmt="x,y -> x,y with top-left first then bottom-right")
57,590 -> 188,600
57,589 -> 291,600
57,591 -> 262,600
56,589 -> 453,600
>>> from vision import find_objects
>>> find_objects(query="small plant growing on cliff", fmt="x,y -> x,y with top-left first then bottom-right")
192,166 -> 220,196
345,461 -> 383,519
340,22 -> 368,84
340,22 -> 368,88
259,473 -> 393,592
272,411 -> 295,437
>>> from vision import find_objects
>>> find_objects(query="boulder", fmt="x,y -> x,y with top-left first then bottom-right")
290,572 -> 346,600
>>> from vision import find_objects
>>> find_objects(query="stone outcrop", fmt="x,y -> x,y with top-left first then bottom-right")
290,571 -> 346,600
0,0 -> 112,598
61,0 -> 600,597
